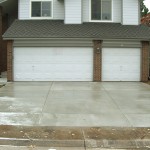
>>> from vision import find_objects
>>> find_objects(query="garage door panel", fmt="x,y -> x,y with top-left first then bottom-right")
15,73 -> 33,81
32,63 -> 91,71
14,64 -> 33,72
102,48 -> 141,81
14,47 -> 93,81
31,73 -> 92,81
103,56 -> 140,62
103,48 -> 140,55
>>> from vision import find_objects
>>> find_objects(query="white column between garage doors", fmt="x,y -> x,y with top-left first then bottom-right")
102,48 -> 141,81
13,47 -> 93,81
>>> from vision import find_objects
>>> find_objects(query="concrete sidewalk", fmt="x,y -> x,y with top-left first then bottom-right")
0,146 -> 86,150
0,82 -> 150,127
0,146 -> 145,150
0,146 -> 128,150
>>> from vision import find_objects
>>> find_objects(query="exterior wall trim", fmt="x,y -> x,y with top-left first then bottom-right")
13,39 -> 93,47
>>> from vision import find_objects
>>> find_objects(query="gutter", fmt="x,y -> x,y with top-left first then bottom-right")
2,37 -> 150,42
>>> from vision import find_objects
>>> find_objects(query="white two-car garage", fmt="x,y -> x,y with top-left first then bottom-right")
13,47 -> 93,81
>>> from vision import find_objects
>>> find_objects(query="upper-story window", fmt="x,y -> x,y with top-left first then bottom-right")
91,0 -> 112,21
31,0 -> 53,18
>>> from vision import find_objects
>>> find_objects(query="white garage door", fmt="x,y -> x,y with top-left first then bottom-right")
102,48 -> 141,81
14,47 -> 93,81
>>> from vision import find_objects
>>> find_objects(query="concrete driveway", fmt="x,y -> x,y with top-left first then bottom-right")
0,82 -> 150,127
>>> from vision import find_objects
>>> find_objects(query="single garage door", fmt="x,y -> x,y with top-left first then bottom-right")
102,48 -> 141,81
14,47 -> 93,81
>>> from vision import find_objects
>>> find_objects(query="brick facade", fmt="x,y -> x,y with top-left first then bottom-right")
141,41 -> 149,82
93,40 -> 102,81
0,6 -> 8,74
7,40 -> 13,82
2,14 -> 8,72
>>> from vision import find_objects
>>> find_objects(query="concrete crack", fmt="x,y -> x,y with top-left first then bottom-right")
38,82 -> 54,125
81,128 -> 87,150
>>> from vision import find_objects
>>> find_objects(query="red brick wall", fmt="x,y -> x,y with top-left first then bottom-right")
93,40 -> 102,81
141,41 -> 149,82
2,14 -> 8,72
0,7 -> 8,73
7,40 -> 13,82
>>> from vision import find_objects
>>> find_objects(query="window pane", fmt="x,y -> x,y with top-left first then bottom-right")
102,0 -> 111,20
32,2 -> 41,17
42,2 -> 51,17
91,0 -> 101,20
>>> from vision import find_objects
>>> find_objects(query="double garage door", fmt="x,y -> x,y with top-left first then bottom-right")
14,47 -> 141,81
14,47 -> 93,81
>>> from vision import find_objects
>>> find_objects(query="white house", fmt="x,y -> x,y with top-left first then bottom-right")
2,0 -> 150,82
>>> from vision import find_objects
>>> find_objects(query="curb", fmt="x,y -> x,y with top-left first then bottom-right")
0,126 -> 150,149
0,138 -> 150,149
0,138 -> 84,147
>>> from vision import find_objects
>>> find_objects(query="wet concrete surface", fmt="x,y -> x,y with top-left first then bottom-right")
0,82 -> 150,127
1,82 -> 150,149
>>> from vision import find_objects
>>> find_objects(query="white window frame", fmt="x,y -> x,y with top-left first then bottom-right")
89,0 -> 113,22
30,0 -> 53,19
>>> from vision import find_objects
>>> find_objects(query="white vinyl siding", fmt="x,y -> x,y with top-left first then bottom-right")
19,0 -> 30,19
19,0 -> 64,20
53,0 -> 64,20
103,40 -> 142,48
113,0 -> 122,22
14,47 -> 93,81
18,0 -> 139,24
65,0 -> 82,24
82,0 -> 89,22
82,0 -> 121,23
122,0 -> 139,25
13,39 -> 93,47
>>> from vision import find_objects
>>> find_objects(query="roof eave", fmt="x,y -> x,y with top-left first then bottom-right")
3,37 -> 150,42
